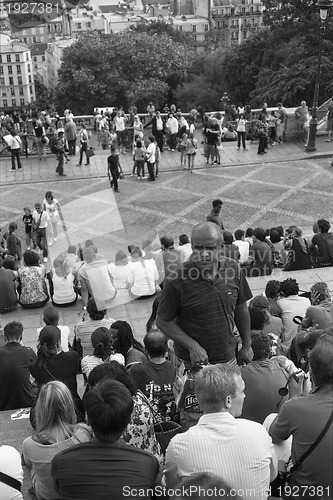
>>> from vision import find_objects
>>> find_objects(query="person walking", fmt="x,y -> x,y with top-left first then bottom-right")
77,124 -> 90,166
7,129 -> 22,171
107,147 -> 120,192
65,118 -> 77,155
236,113 -> 248,150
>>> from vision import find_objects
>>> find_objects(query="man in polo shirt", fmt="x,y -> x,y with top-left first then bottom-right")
156,222 -> 253,367
269,333 -> 333,496
206,199 -> 225,231
152,110 -> 165,152
32,203 -> 50,263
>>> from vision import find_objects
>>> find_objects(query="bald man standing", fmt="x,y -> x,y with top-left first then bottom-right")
156,222 -> 253,367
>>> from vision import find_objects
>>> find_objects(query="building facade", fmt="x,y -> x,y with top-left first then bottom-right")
0,34 -> 36,110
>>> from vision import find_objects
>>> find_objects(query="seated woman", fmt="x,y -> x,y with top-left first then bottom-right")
30,325 -> 84,423
81,327 -> 125,380
127,246 -> 159,298
301,282 -> 333,330
48,252 -> 78,307
107,250 -> 133,306
110,320 -> 148,369
18,250 -> 49,309
284,226 -> 312,271
87,362 -> 162,463
36,305 -> 72,352
22,381 -> 92,500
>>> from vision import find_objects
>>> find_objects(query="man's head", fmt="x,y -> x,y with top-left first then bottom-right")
250,331 -> 271,361
179,234 -> 190,246
223,231 -> 234,245
279,278 -> 299,297
83,247 -> 96,264
195,364 -> 245,417
212,199 -> 223,214
191,222 -> 222,273
317,219 -> 331,234
144,330 -> 168,359
265,280 -> 280,299
252,227 -> 266,242
309,333 -> 333,386
87,298 -> 106,321
84,378 -> 134,443
160,236 -> 174,250
4,321 -> 23,343
35,203 -> 42,213
234,229 -> 244,241
310,282 -> 330,304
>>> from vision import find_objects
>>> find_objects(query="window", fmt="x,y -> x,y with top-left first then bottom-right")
77,23 -> 81,29
9,76 -> 14,85
0,66 -> 3,74
192,25 -> 196,32
26,52 -> 29,60
179,25 -> 182,31
50,24 -> 55,32
3,99 -> 7,107
0,77 -> 4,85
17,65 -> 21,73
0,55 -> 1,63
28,64 -> 31,72
12,99 -> 16,106
205,24 -> 209,31
15,54 -> 20,62
7,54 -> 11,62
42,56 -> 45,61
33,56 -> 37,62
29,75 -> 32,83
56,24 -> 62,31
19,87 -> 24,95
11,87 -> 15,96
243,31 -> 247,39
30,85 -> 33,94
217,21 -> 221,30
86,22 -> 91,28
24,37 -> 28,43
193,35 -> 197,42
8,65 -> 12,74
20,98 -> 25,106
18,76 -> 22,84
33,36 -> 37,43
231,8 -> 235,14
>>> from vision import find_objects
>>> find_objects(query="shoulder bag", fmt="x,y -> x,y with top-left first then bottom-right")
0,472 -> 21,493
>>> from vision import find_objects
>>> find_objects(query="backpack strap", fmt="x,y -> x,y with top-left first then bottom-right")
0,471 -> 22,492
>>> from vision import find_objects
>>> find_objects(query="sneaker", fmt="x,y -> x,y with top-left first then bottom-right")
54,237 -> 57,242
84,163 -> 89,166
18,167 -> 22,170
114,189 -> 120,192
130,174 -> 134,178
171,149 -> 175,152
8,169 -> 16,172
49,241 -> 53,246
137,176 -> 141,180
206,159 -> 209,164
142,176 -> 146,180
76,164 -> 81,166
237,147 -> 240,151
325,139 -> 330,142
59,173 -> 67,176
43,257 -> 48,263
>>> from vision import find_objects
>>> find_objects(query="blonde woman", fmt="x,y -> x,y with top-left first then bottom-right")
22,381 -> 92,500
49,252 -> 77,307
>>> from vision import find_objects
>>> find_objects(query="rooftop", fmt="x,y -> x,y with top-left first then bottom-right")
30,42 -> 48,55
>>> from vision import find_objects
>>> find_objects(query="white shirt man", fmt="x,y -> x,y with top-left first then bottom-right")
164,365 -> 277,499
234,229 -> 250,264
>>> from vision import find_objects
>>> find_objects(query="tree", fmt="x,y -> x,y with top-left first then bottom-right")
55,31 -> 195,114
129,19 -> 192,45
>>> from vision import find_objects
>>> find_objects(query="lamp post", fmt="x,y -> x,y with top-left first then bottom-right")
306,0 -> 333,152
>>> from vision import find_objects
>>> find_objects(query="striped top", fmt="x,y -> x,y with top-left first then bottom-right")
157,257 -> 252,363
165,412 -> 277,499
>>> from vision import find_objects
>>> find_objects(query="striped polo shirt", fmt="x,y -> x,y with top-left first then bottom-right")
157,257 -> 252,363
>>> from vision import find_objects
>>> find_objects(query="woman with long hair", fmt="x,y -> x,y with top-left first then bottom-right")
110,320 -> 148,369
81,327 -> 125,379
30,326 -> 84,423
127,246 -> 159,298
87,361 -> 162,463
36,305 -> 71,352
284,226 -> 312,272
22,381 -> 91,500
48,252 -> 78,307
107,249 -> 132,306
42,191 -> 60,246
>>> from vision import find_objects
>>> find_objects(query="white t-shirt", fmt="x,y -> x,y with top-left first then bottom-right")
127,259 -> 158,296
108,262 -> 133,290
42,198 -> 59,222
234,240 -> 250,264
0,445 -> 23,500
37,324 -> 72,352
114,116 -> 126,132
146,142 -> 156,164
51,272 -> 76,305
32,210 -> 50,229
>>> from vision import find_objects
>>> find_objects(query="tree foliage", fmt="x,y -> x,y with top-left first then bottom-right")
55,31 -> 195,113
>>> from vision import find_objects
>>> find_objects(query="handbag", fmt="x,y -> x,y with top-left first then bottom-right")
140,391 -> 183,454
86,147 -> 95,158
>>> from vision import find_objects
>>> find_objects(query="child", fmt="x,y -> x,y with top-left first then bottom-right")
185,132 -> 197,173
22,207 -> 33,250
132,139 -> 146,179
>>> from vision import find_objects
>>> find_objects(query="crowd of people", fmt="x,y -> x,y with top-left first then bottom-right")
0,185 -> 333,499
